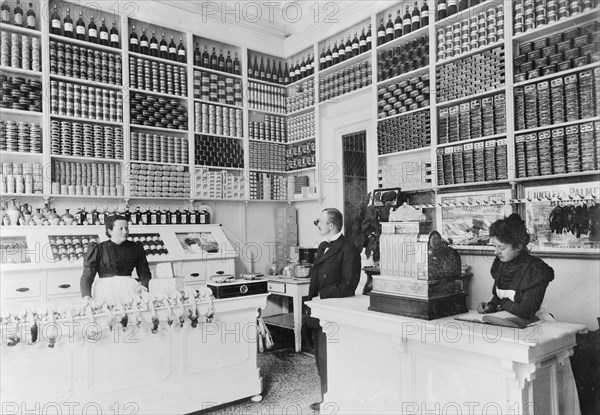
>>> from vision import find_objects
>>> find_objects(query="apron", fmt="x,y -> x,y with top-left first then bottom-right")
92,275 -> 141,304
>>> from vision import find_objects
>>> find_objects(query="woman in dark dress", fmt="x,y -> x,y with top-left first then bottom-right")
477,214 -> 554,322
80,215 -> 152,303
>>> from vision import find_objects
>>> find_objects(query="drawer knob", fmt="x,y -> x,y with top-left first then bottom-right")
239,285 -> 248,294
190,273 -> 200,278
16,287 -> 30,292
59,284 -> 71,289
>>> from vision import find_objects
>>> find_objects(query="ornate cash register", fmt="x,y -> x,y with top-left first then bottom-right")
368,203 -> 468,320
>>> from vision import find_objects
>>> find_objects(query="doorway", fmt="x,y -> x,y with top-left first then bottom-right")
342,131 -> 367,242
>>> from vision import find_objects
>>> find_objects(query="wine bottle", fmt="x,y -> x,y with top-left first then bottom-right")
168,36 -> 177,61
332,42 -> 339,65
210,47 -> 218,69
421,2 -> 429,27
288,60 -> 295,83
203,45 -> 210,68
88,16 -> 97,43
63,7 -> 73,38
459,0 -> 469,11
13,0 -> 22,26
142,206 -> 152,225
277,61 -> 283,83
352,32 -> 360,56
437,0 -> 447,20
411,2 -> 421,31
226,51 -> 233,73
259,57 -> 265,80
366,24 -> 372,50
177,37 -> 186,63
377,17 -> 385,45
248,54 -> 255,78
294,59 -> 301,79
110,20 -> 120,48
283,61 -> 290,84
447,0 -> 457,16
99,18 -> 109,46
325,44 -> 332,68
338,38 -> 346,62
233,52 -> 241,75
385,13 -> 394,42
403,6 -> 412,36
76,11 -> 85,40
307,54 -> 313,75
133,206 -> 142,225
0,0 -> 10,25
319,46 -> 326,70
265,59 -> 272,82
359,27 -> 367,54
218,49 -> 225,72
50,4 -> 61,35
252,55 -> 259,78
159,33 -> 168,59
149,30 -> 158,56
129,25 -> 139,52
194,43 -> 201,66
345,35 -> 353,58
139,28 -> 149,54
25,2 -> 35,29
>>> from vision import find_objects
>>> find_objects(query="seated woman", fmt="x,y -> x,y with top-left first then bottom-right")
477,214 -> 554,324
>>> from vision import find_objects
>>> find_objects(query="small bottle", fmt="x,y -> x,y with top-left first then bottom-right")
110,20 -> 119,48
180,208 -> 189,225
189,206 -> 198,224
266,59 -> 273,82
170,206 -> 180,225
199,209 -> 207,224
99,206 -> 109,225
142,206 -> 152,225
168,36 -> 177,61
252,55 -> 259,78
13,0 -> 23,26
233,52 -> 241,75
177,37 -> 186,63
63,7 -> 73,38
259,56 -> 266,80
133,206 -> 142,225
159,32 -> 168,59
345,35 -> 353,58
99,18 -> 109,46
149,30 -> 158,56
139,28 -> 149,54
77,207 -> 86,226
87,16 -> 97,43
25,2 -> 35,29
129,25 -> 139,52
151,206 -> 161,225
283,61 -> 290,85
294,59 -> 301,79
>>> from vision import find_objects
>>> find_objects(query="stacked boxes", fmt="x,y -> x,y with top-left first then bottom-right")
249,114 -> 286,142
287,112 -> 315,142
286,141 -> 316,171
128,163 -> 190,198
377,74 -> 430,118
319,60 -> 371,102
274,207 -> 298,263
249,141 -> 286,171
195,168 -> 245,199
249,172 -> 287,200
377,109 -> 430,154
439,138 -> 507,185
195,135 -> 244,168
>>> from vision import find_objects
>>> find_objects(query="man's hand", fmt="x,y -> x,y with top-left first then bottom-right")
477,301 -> 495,314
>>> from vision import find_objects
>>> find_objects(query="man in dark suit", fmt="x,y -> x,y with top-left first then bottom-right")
305,208 -> 361,412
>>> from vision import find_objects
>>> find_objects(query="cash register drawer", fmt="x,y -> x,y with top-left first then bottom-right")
208,280 -> 268,299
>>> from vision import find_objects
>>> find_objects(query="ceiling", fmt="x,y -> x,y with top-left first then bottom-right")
156,0 -> 370,39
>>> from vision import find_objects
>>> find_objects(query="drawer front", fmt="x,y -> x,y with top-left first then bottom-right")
205,260 -> 234,278
268,282 -> 286,294
2,276 -> 42,301
181,261 -> 206,283
47,272 -> 81,297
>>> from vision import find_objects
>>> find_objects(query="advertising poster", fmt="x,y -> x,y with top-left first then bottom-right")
524,182 -> 600,253
176,232 -> 219,254
437,191 -> 512,246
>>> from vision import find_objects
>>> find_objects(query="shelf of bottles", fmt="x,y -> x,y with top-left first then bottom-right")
193,36 -> 242,77
128,162 -> 190,198
128,19 -> 187,65
1,0 -> 41,80
195,167 -> 246,200
247,49 -> 292,86
285,48 -> 315,87
375,1 -> 430,52
318,19 -> 372,76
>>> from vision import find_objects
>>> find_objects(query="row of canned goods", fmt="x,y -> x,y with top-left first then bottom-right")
0,120 -> 42,153
1,31 -> 41,71
130,131 -> 189,164
318,60 -> 372,102
286,80 -> 315,113
249,115 -> 286,142
194,102 -> 243,138
0,162 -> 43,195
437,5 -> 504,61
513,0 -> 596,35
286,112 -> 315,143
51,160 -> 122,189
193,70 -> 243,106
248,82 -> 287,114
130,57 -> 187,97
49,40 -> 121,85
50,81 -> 123,122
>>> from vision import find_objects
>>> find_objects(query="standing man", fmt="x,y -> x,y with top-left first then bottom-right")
305,208 -> 361,412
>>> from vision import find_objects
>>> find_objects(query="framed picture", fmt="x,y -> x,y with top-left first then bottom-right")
372,187 -> 401,207
522,181 -> 600,255
175,232 -> 220,254
436,189 -> 513,247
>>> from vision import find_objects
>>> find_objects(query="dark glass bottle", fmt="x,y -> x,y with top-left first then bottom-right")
265,59 -> 272,82
459,0 -> 469,11
411,2 -> 421,31
283,61 -> 290,84
50,4 -> 61,35
26,2 -> 35,29
377,17 -> 386,46
294,59 -> 301,79
226,51 -> 233,73
210,47 -> 218,69
87,16 -> 97,43
133,206 -> 142,225
332,42 -> 339,65
203,46 -> 210,68
366,24 -> 372,50
233,52 -> 241,75
150,30 -> 159,57
161,207 -> 170,225
142,206 -> 152,225
218,49 -> 225,72
168,36 -> 177,61
325,44 -> 332,68
385,13 -> 394,42
76,12 -> 86,40
13,0 -> 22,26
180,208 -> 189,224
139,28 -> 149,54
110,20 -> 120,48
99,18 -> 109,46
100,206 -> 109,225
159,33 -> 168,59
352,32 -> 360,56
129,25 -> 139,52
77,207 -> 87,226
307,54 -> 313,75
63,7 -> 73,38
319,46 -> 326,70
447,0 -> 457,16
170,207 -> 180,224
123,205 -> 131,223
177,37 -> 186,63
345,35 -> 353,58
189,207 -> 198,224
359,27 -> 367,54
252,55 -> 259,78
338,38 -> 346,62
403,6 -> 412,36
194,43 -> 201,66
259,57 -> 265,80
277,61 -> 284,83
437,0 -> 447,20
421,2 -> 429,27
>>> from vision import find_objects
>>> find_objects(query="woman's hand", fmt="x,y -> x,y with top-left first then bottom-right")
477,302 -> 495,314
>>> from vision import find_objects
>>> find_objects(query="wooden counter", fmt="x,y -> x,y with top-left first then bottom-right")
308,296 -> 585,415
